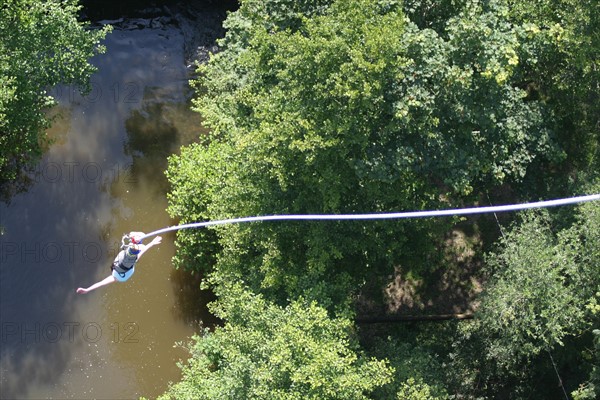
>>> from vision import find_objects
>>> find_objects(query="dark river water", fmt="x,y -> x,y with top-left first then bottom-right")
0,9 -> 222,399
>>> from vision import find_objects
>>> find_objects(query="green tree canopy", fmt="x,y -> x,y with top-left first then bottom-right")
159,284 -> 392,400
0,0 -> 110,183
168,0 -> 566,309
475,212 -> 585,366
505,0 -> 600,173
163,0 -> 600,398
450,194 -> 600,398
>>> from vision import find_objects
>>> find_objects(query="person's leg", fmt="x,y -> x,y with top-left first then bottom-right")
76,275 -> 117,294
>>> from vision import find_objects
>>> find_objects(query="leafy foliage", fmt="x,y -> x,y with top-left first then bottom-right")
159,285 -> 392,400
478,212 -> 584,366
172,0 -> 441,310
506,0 -> 600,173
395,378 -> 447,400
450,195 -> 600,398
168,0 -> 570,311
0,0 -> 110,183
365,331 -> 450,399
164,0 -> 600,398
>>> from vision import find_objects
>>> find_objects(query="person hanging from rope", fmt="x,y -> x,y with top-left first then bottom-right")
76,232 -> 162,294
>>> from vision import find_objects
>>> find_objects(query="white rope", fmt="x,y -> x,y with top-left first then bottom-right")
139,193 -> 600,242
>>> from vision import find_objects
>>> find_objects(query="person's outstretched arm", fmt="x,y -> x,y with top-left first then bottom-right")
137,236 -> 162,259
76,275 -> 116,294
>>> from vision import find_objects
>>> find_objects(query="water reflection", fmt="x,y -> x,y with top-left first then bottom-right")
125,96 -> 180,194
0,107 -> 69,203
1,18 -> 213,399
171,268 -> 221,328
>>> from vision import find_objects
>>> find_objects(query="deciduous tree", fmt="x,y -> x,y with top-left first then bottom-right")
159,285 -> 392,400
0,0 -> 110,184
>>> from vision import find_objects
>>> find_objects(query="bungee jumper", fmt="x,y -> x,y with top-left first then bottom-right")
76,232 -> 162,294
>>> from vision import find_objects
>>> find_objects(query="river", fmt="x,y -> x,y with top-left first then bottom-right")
0,4 -> 225,399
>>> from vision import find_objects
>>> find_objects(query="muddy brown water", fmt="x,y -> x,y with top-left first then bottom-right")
0,21 -> 218,399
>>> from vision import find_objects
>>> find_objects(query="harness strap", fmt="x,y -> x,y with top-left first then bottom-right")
111,262 -> 133,276
118,263 -> 133,271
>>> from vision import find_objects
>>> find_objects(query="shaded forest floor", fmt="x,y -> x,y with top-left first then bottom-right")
354,214 -> 508,321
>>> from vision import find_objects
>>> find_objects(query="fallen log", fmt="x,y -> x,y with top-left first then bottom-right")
355,313 -> 474,323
